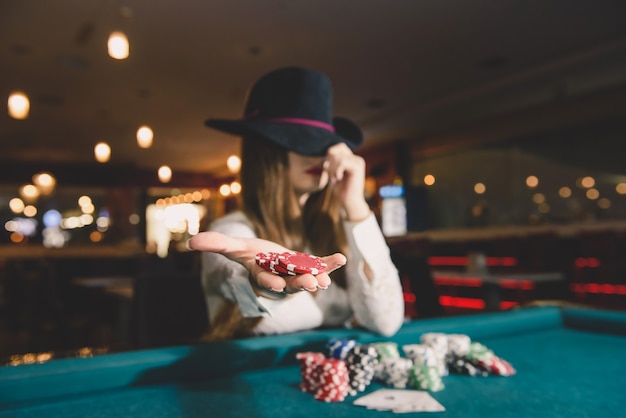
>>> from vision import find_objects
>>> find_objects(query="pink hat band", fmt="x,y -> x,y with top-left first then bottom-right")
244,111 -> 336,133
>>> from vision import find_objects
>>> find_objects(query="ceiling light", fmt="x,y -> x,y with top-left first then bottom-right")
230,181 -> 242,194
227,155 -> 241,173
19,184 -> 40,202
94,142 -> 111,163
219,184 -> 231,197
137,125 -> 154,148
473,183 -> 486,194
32,172 -> 56,195
158,165 -> 172,183
525,176 -> 539,188
8,91 -> 30,119
9,198 -> 25,214
108,31 -> 129,59
23,205 -> 38,218
581,176 -> 595,188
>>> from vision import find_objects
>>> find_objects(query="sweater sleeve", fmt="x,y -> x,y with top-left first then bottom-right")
342,212 -> 405,336
200,212 -> 271,319
200,212 -> 325,334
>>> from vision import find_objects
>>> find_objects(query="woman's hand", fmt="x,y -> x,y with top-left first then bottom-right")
187,231 -> 346,294
324,142 -> 371,221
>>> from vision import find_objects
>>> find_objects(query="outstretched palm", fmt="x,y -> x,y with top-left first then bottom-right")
188,231 -> 346,294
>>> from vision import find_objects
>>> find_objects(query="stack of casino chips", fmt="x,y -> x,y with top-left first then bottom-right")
296,352 -> 350,402
445,334 -> 488,376
408,364 -> 445,392
255,251 -> 327,276
465,342 -> 516,376
402,344 -> 445,391
402,344 -> 439,368
447,353 -> 489,376
447,334 -> 472,357
315,358 -> 350,402
344,345 -> 379,396
419,332 -> 450,376
378,357 -> 414,389
369,341 -> 401,381
295,352 -> 326,392
326,338 -> 357,360
448,341 -> 492,376
439,339 -> 516,377
327,339 -> 379,396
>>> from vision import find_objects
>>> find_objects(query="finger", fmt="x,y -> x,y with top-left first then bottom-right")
326,154 -> 364,184
325,143 -> 350,173
325,158 -> 346,183
283,273 -> 320,293
323,253 -> 347,274
312,272 -> 332,289
327,142 -> 352,156
255,268 -> 288,293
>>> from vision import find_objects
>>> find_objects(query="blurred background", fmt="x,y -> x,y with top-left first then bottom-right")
2,0 -> 626,364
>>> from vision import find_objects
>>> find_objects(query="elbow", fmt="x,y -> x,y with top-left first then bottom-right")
365,310 -> 404,337
376,319 -> 403,338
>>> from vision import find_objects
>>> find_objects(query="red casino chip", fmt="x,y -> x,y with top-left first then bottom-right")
314,359 -> 349,402
269,260 -> 296,276
481,356 -> 516,376
296,352 -> 326,393
278,251 -> 327,275
255,252 -> 277,269
255,252 -> 297,276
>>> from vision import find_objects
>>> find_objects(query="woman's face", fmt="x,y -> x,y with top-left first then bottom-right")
288,151 -> 328,202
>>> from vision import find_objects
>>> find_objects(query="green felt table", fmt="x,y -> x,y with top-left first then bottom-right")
1,306 -> 625,417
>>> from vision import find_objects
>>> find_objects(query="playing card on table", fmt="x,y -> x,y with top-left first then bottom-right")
354,389 -> 445,413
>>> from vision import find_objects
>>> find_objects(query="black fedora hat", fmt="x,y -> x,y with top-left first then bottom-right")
205,67 -> 363,156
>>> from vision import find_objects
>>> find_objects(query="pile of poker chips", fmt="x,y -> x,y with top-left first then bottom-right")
296,351 -> 350,402
295,334 -> 515,402
255,251 -> 327,276
326,339 -> 380,397
344,345 -> 379,396
449,342 -> 516,376
296,339 -> 379,402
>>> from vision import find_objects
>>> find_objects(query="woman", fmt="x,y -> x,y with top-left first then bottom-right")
187,67 -> 404,340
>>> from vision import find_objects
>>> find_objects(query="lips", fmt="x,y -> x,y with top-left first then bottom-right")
305,166 -> 323,176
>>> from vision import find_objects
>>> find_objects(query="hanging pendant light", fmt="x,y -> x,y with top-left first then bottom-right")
158,165 -> 172,183
32,172 -> 56,196
8,91 -> 30,119
136,125 -> 153,148
94,142 -> 111,163
108,31 -> 129,59
227,155 -> 241,173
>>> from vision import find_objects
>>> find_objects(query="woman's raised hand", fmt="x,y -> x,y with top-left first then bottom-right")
324,142 -> 371,221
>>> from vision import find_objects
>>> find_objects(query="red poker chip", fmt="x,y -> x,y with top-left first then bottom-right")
255,252 -> 277,267
297,354 -> 349,402
255,252 -> 293,276
297,352 -> 326,393
487,357 -> 516,376
269,260 -> 296,276
278,251 -> 327,275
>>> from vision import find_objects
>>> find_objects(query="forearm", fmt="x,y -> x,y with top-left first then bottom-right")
343,213 -> 405,336
202,251 -> 324,337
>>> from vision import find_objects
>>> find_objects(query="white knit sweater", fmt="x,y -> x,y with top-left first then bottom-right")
200,211 -> 405,337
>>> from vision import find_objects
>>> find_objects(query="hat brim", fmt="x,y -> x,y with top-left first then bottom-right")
205,117 -> 363,156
